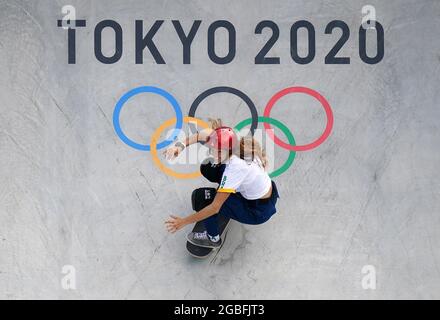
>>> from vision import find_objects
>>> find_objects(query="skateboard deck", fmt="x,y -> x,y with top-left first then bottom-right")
186,215 -> 231,258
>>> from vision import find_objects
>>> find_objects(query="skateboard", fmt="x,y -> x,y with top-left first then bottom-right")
187,188 -> 231,258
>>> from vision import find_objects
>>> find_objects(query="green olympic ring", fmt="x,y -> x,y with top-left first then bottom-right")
234,116 -> 296,178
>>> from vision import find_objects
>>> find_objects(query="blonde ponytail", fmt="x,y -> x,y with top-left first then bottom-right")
207,118 -> 223,130
238,136 -> 268,170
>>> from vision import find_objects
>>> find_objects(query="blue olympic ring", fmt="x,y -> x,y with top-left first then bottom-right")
113,86 -> 183,151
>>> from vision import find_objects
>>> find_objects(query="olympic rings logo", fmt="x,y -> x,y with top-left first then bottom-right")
113,85 -> 334,179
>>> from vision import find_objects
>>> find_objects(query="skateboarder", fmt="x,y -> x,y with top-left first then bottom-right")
164,119 -> 280,249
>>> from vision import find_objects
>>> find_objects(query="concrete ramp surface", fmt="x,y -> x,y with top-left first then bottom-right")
0,0 -> 439,299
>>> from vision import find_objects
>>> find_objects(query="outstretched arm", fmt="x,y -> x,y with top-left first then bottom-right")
163,127 -> 213,160
165,192 -> 230,233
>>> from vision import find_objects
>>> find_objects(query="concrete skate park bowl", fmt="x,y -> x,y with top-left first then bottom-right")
1,0 -> 439,299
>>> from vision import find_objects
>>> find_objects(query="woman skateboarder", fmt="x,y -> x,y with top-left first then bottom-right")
164,119 -> 280,248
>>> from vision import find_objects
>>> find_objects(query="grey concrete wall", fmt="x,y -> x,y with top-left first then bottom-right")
0,0 -> 439,299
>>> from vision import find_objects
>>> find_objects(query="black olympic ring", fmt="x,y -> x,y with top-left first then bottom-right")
188,86 -> 259,137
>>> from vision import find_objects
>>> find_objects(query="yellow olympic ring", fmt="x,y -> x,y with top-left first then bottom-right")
150,116 -> 210,179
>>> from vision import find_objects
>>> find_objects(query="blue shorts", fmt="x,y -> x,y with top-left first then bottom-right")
200,161 -> 280,236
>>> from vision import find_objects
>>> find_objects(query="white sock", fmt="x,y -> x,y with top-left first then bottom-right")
209,234 -> 220,242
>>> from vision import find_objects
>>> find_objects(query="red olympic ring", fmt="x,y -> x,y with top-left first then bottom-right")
263,86 -> 334,152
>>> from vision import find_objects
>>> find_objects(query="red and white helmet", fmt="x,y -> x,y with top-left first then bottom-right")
205,126 -> 238,151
